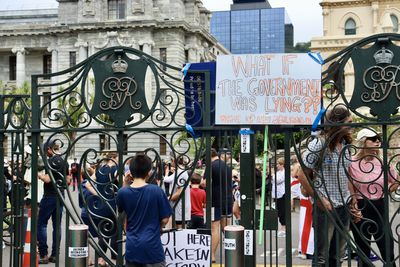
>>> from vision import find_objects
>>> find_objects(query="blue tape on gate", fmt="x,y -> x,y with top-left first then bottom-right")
185,123 -> 196,137
181,63 -> 192,81
239,129 -> 254,135
311,108 -> 326,134
307,51 -> 324,65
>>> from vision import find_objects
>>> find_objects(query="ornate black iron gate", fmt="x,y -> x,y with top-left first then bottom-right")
1,33 -> 400,267
0,47 -> 247,267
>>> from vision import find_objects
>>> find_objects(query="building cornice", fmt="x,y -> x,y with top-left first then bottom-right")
0,19 -> 207,36
310,34 -> 375,51
321,0 -> 371,8
0,19 -> 221,50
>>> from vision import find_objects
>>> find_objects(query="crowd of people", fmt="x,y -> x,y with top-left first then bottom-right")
5,108 -> 398,266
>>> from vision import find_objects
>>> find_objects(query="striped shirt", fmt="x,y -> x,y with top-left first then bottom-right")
303,137 -> 351,208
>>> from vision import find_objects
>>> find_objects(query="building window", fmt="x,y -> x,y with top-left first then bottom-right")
43,54 -> 52,75
160,48 -> 167,71
391,14 -> 399,32
160,134 -> 167,155
99,134 -> 110,151
69,51 -> 76,68
108,0 -> 126,19
42,92 -> 51,118
9,56 -> 16,81
139,45 -> 143,51
344,18 -> 356,35
185,50 -> 189,63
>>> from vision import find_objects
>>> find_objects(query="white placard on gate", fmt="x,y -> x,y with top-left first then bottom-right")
241,128 -> 251,153
224,238 -> 236,250
68,247 -> 88,258
244,229 -> 253,256
215,54 -> 321,125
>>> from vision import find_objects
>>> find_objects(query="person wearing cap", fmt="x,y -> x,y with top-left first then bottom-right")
37,140 -> 70,264
349,128 -> 398,265
297,106 -> 353,266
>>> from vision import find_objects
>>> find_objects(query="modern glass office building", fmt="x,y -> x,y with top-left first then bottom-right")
210,0 -> 293,54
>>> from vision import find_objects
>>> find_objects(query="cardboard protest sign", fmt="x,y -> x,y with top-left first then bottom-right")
216,54 -> 321,125
162,229 -> 211,267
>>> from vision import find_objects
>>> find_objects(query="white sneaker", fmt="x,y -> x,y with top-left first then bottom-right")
277,231 -> 286,238
297,253 -> 307,260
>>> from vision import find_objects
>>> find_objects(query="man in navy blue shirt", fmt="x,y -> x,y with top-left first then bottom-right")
117,154 -> 172,267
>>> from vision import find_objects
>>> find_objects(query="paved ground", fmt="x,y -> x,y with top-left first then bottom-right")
2,188 -> 399,266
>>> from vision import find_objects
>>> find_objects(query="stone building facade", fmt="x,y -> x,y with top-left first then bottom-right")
0,0 -> 227,88
0,0 -> 229,158
311,0 -> 400,99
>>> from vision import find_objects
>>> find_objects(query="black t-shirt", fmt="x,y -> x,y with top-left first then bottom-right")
206,159 -> 233,208
44,154 -> 68,197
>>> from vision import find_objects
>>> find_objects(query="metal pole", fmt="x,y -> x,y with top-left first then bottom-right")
67,224 -> 89,267
224,225 -> 244,267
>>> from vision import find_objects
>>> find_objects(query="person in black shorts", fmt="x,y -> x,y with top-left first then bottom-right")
201,148 -> 232,263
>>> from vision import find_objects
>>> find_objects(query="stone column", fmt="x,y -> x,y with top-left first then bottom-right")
75,41 -> 88,63
47,47 -> 59,94
322,8 -> 329,36
185,44 -> 198,63
138,40 -> 154,103
140,40 -> 154,56
372,2 -> 378,33
11,47 -> 26,88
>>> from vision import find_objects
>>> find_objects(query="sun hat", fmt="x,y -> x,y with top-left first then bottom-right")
356,128 -> 379,141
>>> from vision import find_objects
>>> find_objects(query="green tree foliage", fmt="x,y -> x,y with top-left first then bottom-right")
286,42 -> 311,53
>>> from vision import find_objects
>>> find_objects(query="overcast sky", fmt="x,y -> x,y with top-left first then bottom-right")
1,0 -> 323,44
202,0 -> 323,44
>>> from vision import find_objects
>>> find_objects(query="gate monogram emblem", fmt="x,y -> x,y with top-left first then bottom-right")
91,51 -> 150,127
349,39 -> 400,120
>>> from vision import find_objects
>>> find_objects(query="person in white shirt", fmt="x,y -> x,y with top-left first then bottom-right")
163,157 -> 191,228
272,157 -> 286,237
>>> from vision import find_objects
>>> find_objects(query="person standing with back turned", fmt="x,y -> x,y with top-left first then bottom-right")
117,154 -> 172,267
297,106 -> 354,266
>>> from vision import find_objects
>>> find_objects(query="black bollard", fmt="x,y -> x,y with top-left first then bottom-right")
67,224 -> 89,267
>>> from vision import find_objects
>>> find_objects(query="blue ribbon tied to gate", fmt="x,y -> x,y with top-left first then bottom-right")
239,129 -> 255,135
311,108 -> 326,135
185,123 -> 196,137
307,51 -> 324,65
181,63 -> 192,81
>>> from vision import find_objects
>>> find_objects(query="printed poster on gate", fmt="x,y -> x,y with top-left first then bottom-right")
215,54 -> 322,125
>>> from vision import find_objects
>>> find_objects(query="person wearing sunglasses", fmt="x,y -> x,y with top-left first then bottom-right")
349,128 -> 398,266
